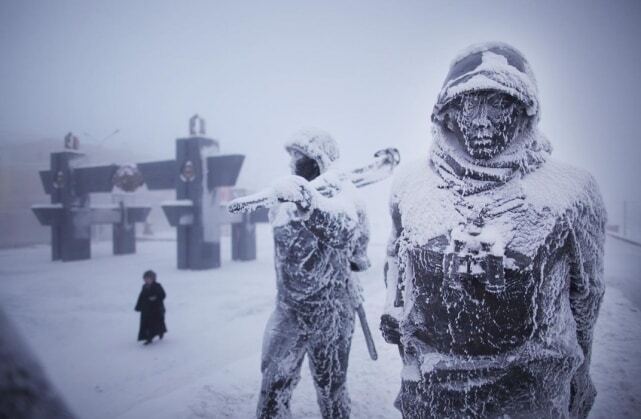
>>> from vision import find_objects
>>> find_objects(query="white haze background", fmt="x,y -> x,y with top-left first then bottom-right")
1,2 -> 641,418
1,0 -> 640,228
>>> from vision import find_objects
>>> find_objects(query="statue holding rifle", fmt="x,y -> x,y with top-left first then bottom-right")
229,129 -> 399,419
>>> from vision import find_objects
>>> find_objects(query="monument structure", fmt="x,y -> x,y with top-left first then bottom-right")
137,115 -> 266,270
31,134 -> 151,261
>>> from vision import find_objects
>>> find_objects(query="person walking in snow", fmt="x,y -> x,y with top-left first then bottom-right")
135,270 -> 167,345
380,42 -> 605,418
256,129 -> 370,419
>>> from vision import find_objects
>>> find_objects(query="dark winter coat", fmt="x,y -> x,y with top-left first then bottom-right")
135,282 -> 167,341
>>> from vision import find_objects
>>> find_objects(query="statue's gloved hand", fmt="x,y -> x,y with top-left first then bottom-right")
380,313 -> 401,345
271,175 -> 316,212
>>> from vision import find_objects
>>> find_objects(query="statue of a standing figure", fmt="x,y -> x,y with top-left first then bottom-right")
380,42 -> 606,418
256,129 -> 370,419
189,114 -> 206,136
64,132 -> 79,150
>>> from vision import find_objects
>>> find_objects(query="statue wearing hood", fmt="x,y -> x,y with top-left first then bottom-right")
380,43 -> 605,418
257,129 -> 370,419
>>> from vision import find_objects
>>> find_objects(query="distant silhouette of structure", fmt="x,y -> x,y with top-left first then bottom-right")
31,135 -> 151,261
137,115 -> 266,270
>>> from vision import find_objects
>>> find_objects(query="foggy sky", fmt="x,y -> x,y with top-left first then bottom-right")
1,0 -> 640,225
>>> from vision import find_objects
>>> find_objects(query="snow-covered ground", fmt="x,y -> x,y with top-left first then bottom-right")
0,224 -> 640,418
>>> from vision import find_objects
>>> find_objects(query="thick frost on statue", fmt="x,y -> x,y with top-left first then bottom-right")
380,43 -> 605,418
257,130 -> 370,418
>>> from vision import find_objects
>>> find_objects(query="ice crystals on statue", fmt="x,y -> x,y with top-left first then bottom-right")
381,42 -> 606,418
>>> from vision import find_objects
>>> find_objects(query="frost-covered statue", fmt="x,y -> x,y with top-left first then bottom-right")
380,42 -> 606,418
257,129 -> 370,419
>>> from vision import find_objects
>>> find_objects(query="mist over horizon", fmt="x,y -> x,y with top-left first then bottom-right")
2,3 -> 641,418
1,0 -> 640,226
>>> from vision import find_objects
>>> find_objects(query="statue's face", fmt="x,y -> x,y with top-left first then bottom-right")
446,91 -> 526,160
289,149 -> 320,181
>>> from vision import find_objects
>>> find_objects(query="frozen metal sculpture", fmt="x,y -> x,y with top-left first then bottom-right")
229,130 -> 399,418
380,43 -> 606,418
189,114 -> 206,136
63,132 -> 79,150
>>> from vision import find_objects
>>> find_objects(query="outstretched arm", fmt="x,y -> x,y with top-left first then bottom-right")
272,175 -> 358,249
